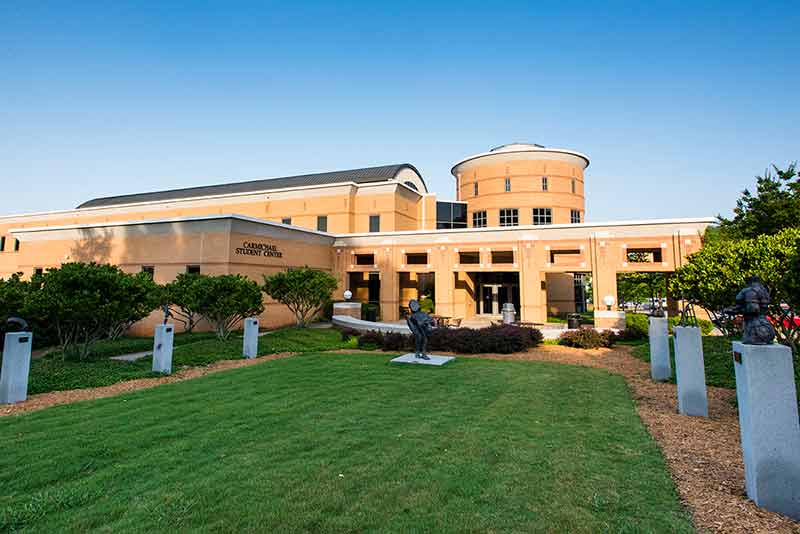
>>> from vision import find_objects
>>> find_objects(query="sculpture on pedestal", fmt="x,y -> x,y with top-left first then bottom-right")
6,317 -> 28,332
731,276 -> 775,345
406,299 -> 434,360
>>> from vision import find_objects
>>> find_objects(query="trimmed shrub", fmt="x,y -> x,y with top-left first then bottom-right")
615,328 -> 646,342
625,313 -> 650,338
357,330 -> 384,350
382,332 -> 414,351
262,267 -> 338,327
338,327 -> 360,342
429,324 -> 543,354
558,329 -> 616,349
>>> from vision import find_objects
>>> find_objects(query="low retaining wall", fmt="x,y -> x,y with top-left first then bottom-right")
331,315 -> 411,334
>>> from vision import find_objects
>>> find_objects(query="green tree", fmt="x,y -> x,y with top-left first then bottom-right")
617,273 -> 665,313
23,263 -> 161,360
193,274 -> 265,340
263,267 -> 338,327
0,273 -> 31,336
717,163 -> 800,239
163,272 -> 203,333
671,228 -> 800,351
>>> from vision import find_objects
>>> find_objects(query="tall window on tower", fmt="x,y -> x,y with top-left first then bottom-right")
504,177 -> 511,192
474,182 -> 479,196
570,210 -> 581,223
499,208 -> 519,227
541,176 -> 548,191
532,208 -> 552,225
571,178 -> 577,194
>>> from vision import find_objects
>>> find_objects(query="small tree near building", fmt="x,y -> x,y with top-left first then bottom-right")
24,263 -> 161,360
193,274 -> 265,340
163,272 -> 203,333
262,267 -> 338,327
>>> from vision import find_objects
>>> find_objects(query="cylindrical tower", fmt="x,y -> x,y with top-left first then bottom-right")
451,143 -> 589,227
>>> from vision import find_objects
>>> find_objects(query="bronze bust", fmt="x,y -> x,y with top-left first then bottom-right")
734,276 -> 775,345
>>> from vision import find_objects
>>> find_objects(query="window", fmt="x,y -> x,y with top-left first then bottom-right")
532,208 -> 552,225
499,208 -> 519,227
472,211 -> 487,228
405,253 -> 428,265
436,201 -> 468,229
0,236 -> 4,252
141,266 -> 155,278
459,251 -> 480,264
491,251 -> 514,264
541,176 -> 548,191
186,265 -> 201,274
570,210 -> 581,224
281,217 -> 291,225
504,177 -> 511,192
627,248 -> 663,263
317,215 -> 328,232
13,239 -> 19,252
355,254 -> 375,265
473,182 -> 478,196
369,215 -> 380,233
33,268 -> 43,277
571,179 -> 576,194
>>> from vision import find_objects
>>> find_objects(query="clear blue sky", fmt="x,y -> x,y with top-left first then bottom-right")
2,1 -> 798,221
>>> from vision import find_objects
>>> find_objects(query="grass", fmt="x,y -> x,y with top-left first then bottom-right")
631,336 -> 737,389
0,354 -> 693,533
15,328 -> 356,395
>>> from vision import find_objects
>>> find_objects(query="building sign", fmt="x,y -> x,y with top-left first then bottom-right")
235,241 -> 283,258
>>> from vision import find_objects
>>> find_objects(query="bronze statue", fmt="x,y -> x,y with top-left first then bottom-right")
5,317 -> 28,332
733,276 -> 775,345
406,299 -> 434,360
162,304 -> 173,325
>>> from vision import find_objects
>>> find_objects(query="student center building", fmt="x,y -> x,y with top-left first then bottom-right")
0,143 -> 712,332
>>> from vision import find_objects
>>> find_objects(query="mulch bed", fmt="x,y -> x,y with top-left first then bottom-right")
0,352 -> 297,417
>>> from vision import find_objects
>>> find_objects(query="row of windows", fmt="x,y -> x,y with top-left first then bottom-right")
281,215 -> 379,233
0,237 -> 20,252
471,209 -> 581,227
472,176 -> 578,196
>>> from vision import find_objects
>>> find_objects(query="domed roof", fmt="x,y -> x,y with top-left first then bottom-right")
489,143 -> 545,152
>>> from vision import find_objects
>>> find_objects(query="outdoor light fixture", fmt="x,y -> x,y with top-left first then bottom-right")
343,290 -> 353,301
603,295 -> 615,311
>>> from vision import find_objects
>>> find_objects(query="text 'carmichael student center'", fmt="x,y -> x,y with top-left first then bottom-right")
0,143 -> 713,333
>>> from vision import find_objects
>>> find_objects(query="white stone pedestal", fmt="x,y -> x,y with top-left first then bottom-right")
152,324 -> 174,375
673,326 -> 708,417
243,317 -> 259,359
649,317 -> 671,381
333,302 -> 361,319
0,332 -> 33,404
391,353 -> 455,366
733,341 -> 800,519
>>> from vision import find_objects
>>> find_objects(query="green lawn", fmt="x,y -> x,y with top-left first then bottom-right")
17,328 -> 356,395
0,354 -> 693,533
632,336 -> 738,389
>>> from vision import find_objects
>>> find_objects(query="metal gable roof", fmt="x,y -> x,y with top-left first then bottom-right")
77,163 -> 423,209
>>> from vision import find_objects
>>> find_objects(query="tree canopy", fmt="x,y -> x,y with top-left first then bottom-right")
717,162 -> 800,240
192,274 -> 264,340
262,267 -> 337,327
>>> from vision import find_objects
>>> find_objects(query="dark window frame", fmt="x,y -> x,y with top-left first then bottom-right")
405,252 -> 428,265
499,208 -> 519,227
542,176 -> 548,191
459,251 -> 480,264
317,215 -> 328,232
369,214 -> 380,233
355,254 -> 375,265
186,265 -> 201,274
472,211 -> 487,228
532,208 -> 553,225
570,209 -> 581,224
504,177 -> 511,192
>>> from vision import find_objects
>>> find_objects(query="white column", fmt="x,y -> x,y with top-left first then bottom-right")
648,316 -> 671,381
0,332 -> 33,404
673,326 -> 708,416
733,341 -> 800,519
243,317 -> 259,359
152,324 -> 174,375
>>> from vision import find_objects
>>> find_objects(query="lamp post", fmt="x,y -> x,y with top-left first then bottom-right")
603,295 -> 614,311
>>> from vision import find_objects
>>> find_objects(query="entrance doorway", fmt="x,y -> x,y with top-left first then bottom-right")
474,272 -> 520,317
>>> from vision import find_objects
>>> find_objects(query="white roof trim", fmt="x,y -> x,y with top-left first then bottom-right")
450,146 -> 591,175
9,213 -> 335,238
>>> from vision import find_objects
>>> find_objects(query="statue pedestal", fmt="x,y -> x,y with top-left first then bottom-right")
391,353 -> 455,366
733,341 -> 800,519
648,317 -> 671,381
152,324 -> 174,375
243,317 -> 259,359
673,326 -> 708,417
0,332 -> 33,404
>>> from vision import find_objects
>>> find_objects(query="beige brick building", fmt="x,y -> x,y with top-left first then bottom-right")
0,143 -> 713,332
